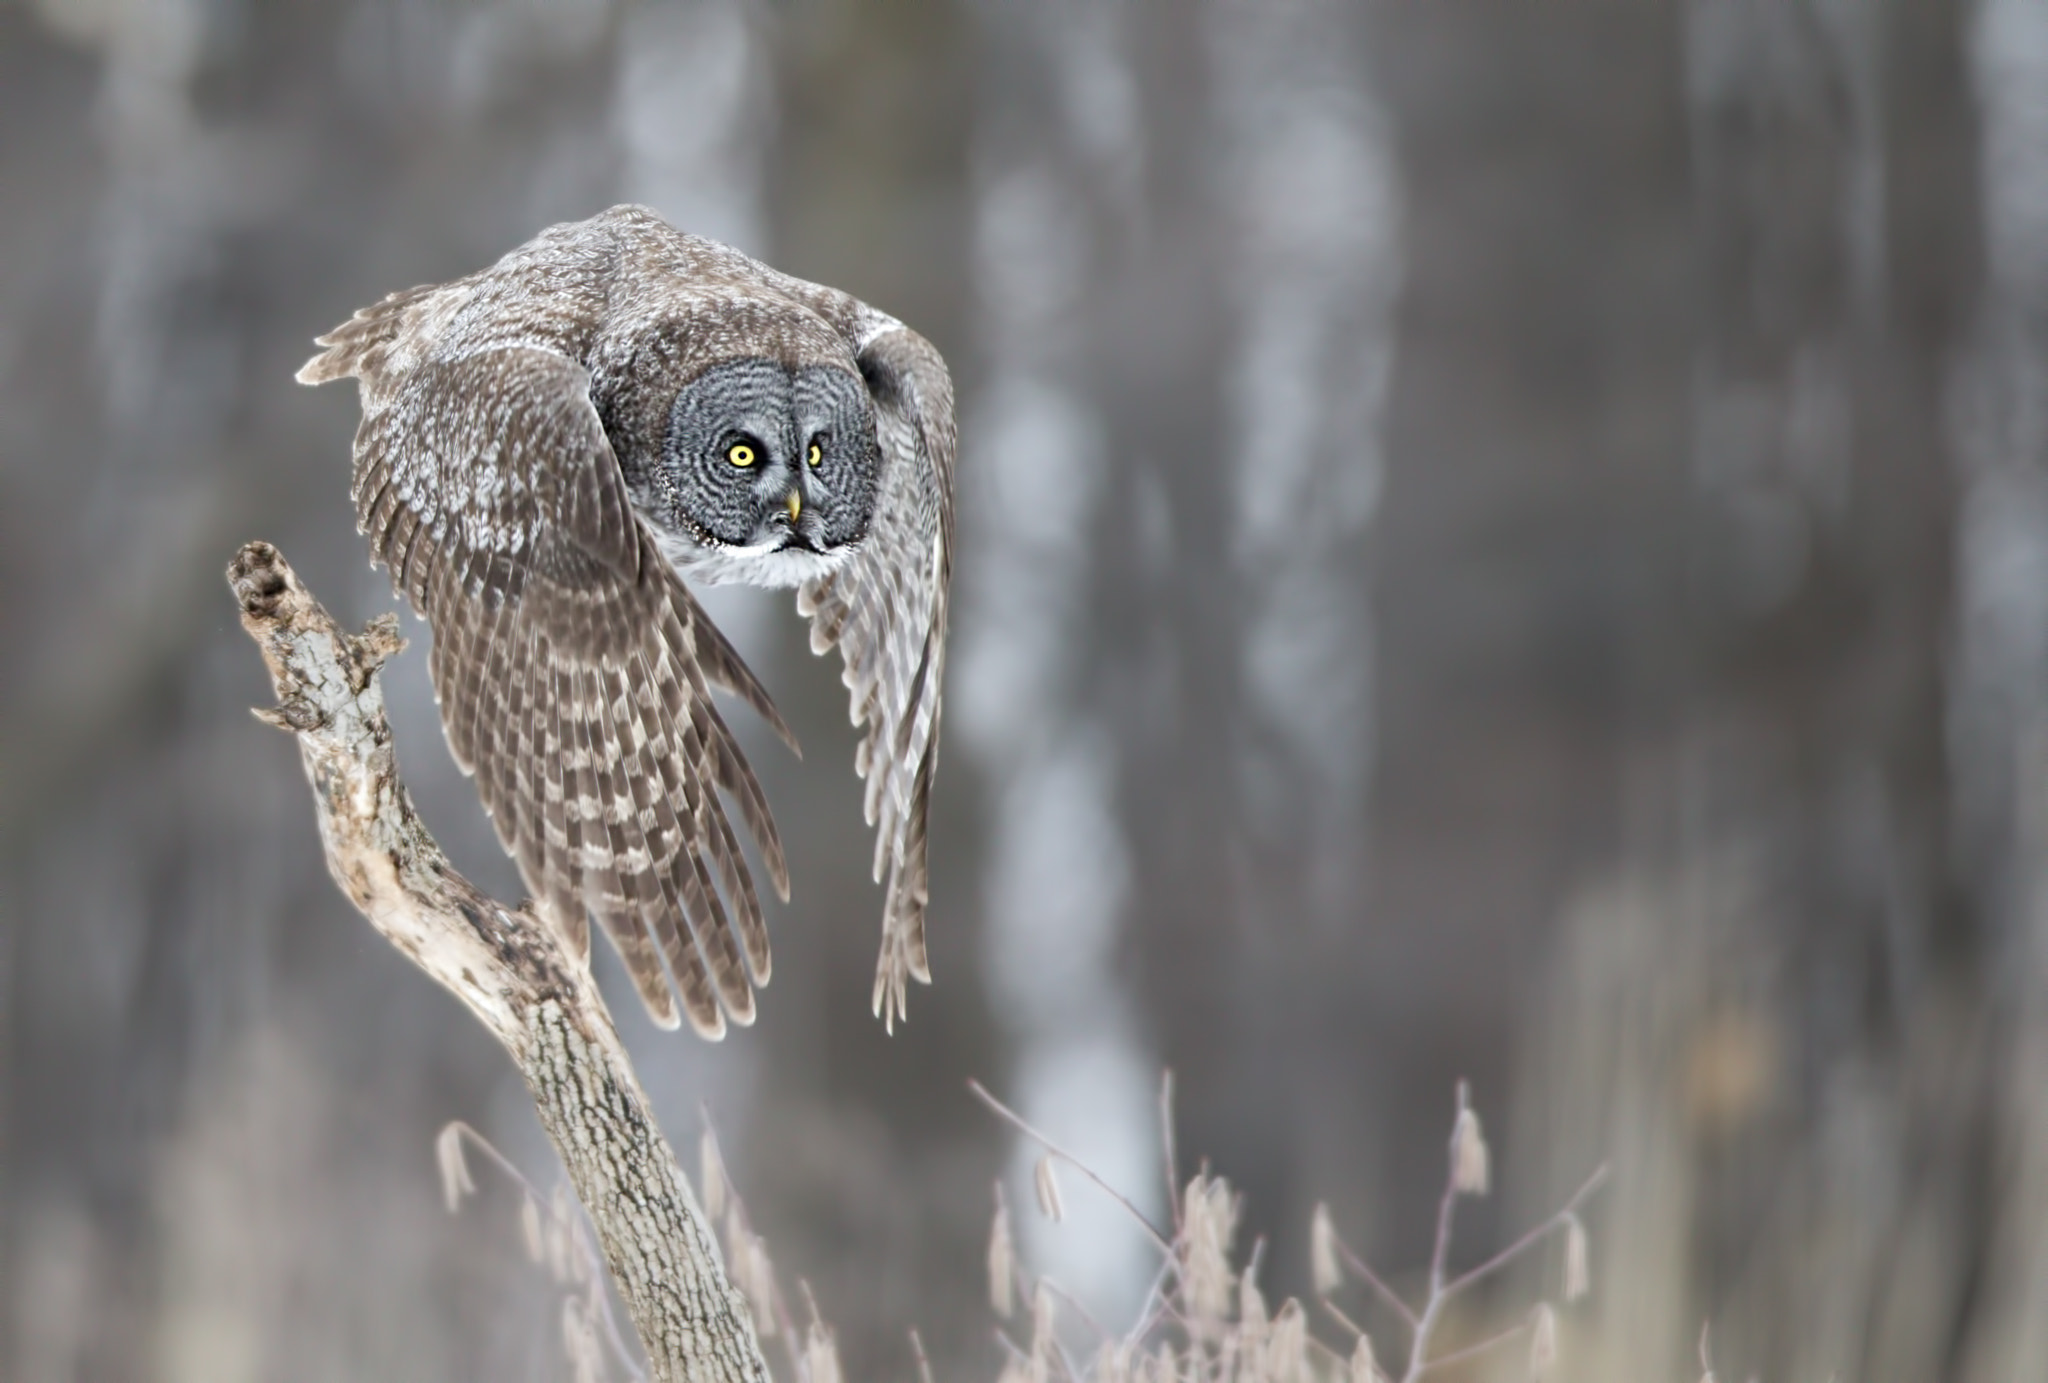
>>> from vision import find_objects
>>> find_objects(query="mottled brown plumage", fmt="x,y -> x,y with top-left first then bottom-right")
300,206 -> 954,1036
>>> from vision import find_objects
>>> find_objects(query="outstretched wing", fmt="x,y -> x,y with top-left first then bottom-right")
798,326 -> 956,1031
302,317 -> 787,1038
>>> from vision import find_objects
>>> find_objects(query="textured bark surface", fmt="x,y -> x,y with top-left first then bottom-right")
226,540 -> 769,1383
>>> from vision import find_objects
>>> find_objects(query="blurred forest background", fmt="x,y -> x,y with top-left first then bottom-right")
6,0 -> 2048,1378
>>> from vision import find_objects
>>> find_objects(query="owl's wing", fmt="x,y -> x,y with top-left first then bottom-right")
798,326 -> 956,1031
302,326 -> 787,1038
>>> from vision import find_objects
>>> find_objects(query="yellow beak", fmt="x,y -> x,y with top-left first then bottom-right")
785,490 -> 802,522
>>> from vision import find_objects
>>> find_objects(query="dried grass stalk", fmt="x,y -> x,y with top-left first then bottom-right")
1310,1203 -> 1342,1297
990,1184 -> 1018,1318
1036,1156 -> 1067,1224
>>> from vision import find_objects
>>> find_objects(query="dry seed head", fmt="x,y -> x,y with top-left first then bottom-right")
725,1221 -> 777,1337
434,1123 -> 475,1214
545,1193 -> 576,1284
1031,1280 -> 1058,1357
803,1320 -> 844,1383
1026,1282 -> 1058,1383
1563,1213 -> 1589,1302
1214,1332 -> 1242,1383
989,1184 -> 1017,1318
755,1238 -> 783,1337
1181,1173 -> 1239,1329
1309,1203 -> 1342,1296
1264,1298 -> 1307,1383
1097,1339 -> 1136,1383
1348,1334 -> 1383,1383
520,1194 -> 545,1264
722,1201 -> 748,1291
1238,1259 -> 1269,1345
1450,1085 -> 1490,1197
727,1230 -> 761,1322
739,1234 -> 780,1337
700,1127 -> 730,1224
1035,1156 -> 1067,1224
562,1296 -> 604,1383
1528,1304 -> 1558,1380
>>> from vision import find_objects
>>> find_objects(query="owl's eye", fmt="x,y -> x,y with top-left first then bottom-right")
727,441 -> 756,468
807,440 -> 823,468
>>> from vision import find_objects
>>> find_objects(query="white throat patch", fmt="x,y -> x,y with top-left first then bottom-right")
651,526 -> 854,589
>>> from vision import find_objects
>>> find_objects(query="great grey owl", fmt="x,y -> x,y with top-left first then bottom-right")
299,206 -> 954,1038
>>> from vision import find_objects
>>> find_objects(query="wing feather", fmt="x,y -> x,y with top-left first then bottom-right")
655,600 -> 792,902
798,326 -> 955,1030
543,649 -> 591,965
581,655 -> 682,1029
638,645 -> 768,990
314,335 -> 783,1032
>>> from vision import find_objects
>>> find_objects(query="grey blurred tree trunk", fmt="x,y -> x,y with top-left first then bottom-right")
1952,0 -> 2048,1374
1519,2 -> 1996,1379
985,0 -> 1401,1299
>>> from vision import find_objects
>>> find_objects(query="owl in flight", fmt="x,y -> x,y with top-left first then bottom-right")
299,206 -> 954,1037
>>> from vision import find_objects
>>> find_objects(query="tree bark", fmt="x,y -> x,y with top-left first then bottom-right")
226,540 -> 769,1383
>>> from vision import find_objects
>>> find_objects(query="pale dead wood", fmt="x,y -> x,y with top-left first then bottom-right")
227,540 -> 769,1383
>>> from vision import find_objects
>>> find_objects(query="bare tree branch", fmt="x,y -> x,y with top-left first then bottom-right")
227,540 -> 769,1383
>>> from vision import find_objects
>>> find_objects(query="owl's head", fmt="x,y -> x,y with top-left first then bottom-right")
657,356 -> 879,586
607,298 -> 883,589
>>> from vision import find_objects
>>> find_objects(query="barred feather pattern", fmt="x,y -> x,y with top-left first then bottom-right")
301,205 -> 954,1034
311,329 -> 784,1037
798,327 -> 955,1032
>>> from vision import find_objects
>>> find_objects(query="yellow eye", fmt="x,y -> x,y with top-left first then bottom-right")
807,442 -> 823,467
727,442 -> 756,467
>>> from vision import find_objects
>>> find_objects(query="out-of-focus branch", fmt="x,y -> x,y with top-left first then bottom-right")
227,540 -> 767,1383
